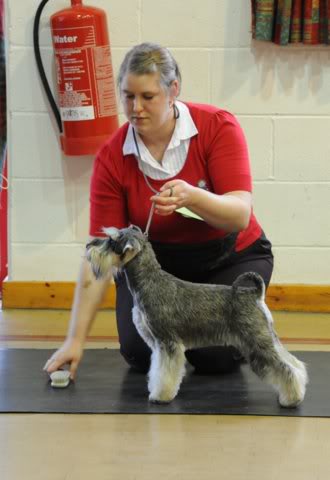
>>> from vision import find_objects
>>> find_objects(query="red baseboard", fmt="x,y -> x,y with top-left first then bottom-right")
0,157 -> 8,288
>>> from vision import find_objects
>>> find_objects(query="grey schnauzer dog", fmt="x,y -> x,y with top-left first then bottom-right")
86,225 -> 308,407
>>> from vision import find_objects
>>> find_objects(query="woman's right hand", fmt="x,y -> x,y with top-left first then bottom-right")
43,338 -> 84,380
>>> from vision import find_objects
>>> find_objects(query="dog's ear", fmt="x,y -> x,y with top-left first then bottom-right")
122,238 -> 142,264
129,224 -> 143,234
102,226 -> 120,240
123,239 -> 141,255
123,242 -> 135,254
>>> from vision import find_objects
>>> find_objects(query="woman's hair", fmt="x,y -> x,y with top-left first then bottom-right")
117,42 -> 182,95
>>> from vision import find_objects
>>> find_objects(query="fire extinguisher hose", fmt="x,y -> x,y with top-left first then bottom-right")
33,0 -> 63,133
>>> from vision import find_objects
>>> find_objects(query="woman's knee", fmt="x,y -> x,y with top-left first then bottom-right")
119,342 -> 151,373
185,346 -> 243,374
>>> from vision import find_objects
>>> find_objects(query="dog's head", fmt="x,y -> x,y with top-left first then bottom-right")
85,225 -> 146,279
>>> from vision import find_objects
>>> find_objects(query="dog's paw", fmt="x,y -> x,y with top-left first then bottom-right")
278,386 -> 306,408
149,398 -> 171,405
149,394 -> 174,404
278,394 -> 304,408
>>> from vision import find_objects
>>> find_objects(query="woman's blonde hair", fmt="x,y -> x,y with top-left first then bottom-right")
117,42 -> 182,95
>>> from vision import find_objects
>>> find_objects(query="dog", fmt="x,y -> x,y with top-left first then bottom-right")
86,225 -> 308,408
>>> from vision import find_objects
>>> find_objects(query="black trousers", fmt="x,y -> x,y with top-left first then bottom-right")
115,232 -> 274,374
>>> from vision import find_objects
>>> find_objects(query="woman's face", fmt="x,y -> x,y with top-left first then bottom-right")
120,72 -> 178,138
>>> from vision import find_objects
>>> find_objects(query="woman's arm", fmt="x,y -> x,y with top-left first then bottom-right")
67,256 -> 111,342
185,187 -> 251,232
151,182 -> 252,232
151,110 -> 253,232
43,255 -> 111,378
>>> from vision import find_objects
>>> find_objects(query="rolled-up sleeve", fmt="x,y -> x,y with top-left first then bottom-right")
206,111 -> 252,194
89,144 -> 128,237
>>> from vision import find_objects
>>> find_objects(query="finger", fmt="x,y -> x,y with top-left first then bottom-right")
45,361 -> 58,374
150,191 -> 172,201
159,181 -> 181,193
154,185 -> 181,199
70,360 -> 79,380
151,195 -> 181,206
43,359 -> 51,370
45,358 -> 65,373
155,204 -> 177,214
168,186 -> 174,198
43,356 -> 57,371
155,201 -> 178,209
155,210 -> 175,216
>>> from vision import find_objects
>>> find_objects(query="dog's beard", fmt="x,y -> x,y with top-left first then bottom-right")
86,248 -> 113,280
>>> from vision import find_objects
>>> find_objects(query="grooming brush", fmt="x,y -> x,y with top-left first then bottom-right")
50,370 -> 71,388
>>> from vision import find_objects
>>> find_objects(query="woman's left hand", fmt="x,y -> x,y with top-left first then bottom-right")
150,180 -> 196,216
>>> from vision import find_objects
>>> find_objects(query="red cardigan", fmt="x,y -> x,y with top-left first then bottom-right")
90,102 -> 262,251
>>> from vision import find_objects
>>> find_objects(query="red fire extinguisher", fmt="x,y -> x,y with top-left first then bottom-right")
33,0 -> 119,156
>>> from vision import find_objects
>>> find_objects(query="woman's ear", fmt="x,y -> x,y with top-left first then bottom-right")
169,79 -> 179,101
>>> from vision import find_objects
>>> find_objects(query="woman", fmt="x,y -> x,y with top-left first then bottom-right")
44,43 -> 273,379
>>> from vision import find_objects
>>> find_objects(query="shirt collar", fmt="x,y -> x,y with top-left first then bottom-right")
122,101 -> 198,156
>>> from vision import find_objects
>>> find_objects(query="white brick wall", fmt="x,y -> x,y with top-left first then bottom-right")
6,0 -> 330,283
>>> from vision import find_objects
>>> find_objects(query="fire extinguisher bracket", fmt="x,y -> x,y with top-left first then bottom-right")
34,0 -> 119,156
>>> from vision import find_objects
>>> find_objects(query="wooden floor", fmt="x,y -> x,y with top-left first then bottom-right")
1,308 -> 330,480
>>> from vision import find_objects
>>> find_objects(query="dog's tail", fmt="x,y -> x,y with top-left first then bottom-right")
232,272 -> 265,299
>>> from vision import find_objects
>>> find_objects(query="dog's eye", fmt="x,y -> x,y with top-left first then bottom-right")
108,238 -> 123,254
114,244 -> 123,254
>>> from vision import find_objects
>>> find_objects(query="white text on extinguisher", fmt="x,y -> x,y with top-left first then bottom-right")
54,35 -> 78,44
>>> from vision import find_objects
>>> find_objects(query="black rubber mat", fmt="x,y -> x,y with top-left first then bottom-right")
0,349 -> 327,416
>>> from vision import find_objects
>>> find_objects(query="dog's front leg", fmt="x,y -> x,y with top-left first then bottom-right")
148,343 -> 186,404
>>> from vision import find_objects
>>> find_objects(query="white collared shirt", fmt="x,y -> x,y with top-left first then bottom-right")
122,101 -> 198,180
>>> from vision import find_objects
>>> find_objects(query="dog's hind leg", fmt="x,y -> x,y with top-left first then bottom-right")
270,336 -> 308,407
148,343 -> 186,404
234,302 -> 308,408
245,339 -> 308,408
259,301 -> 308,381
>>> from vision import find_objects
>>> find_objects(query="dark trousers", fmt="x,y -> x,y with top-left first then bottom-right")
115,232 -> 274,374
